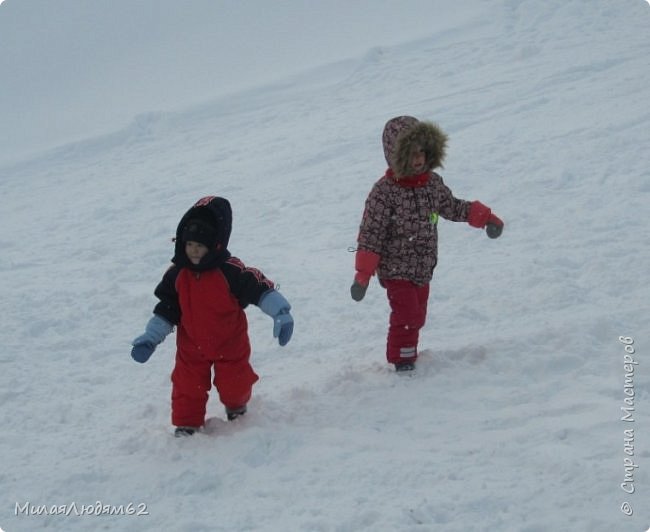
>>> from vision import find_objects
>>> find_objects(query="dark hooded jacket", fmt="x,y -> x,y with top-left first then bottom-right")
171,195 -> 233,272
152,196 -> 274,358
357,116 -> 472,285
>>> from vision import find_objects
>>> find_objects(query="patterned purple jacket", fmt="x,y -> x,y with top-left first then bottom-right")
357,116 -> 471,285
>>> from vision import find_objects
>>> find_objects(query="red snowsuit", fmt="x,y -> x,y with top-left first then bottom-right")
169,267 -> 261,427
152,196 -> 274,427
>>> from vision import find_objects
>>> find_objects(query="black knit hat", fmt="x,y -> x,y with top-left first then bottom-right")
182,218 -> 218,248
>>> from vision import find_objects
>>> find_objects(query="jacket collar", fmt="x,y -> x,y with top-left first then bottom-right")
385,168 -> 430,188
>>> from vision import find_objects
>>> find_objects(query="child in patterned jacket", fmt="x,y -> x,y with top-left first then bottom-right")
350,116 -> 503,372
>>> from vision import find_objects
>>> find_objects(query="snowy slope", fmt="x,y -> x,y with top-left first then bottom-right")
0,0 -> 465,166
1,1 -> 650,531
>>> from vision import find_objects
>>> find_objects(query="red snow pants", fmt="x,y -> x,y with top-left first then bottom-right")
170,268 -> 259,427
170,342 -> 259,427
383,279 -> 430,364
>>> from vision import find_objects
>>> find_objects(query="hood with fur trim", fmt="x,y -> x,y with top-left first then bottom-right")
382,116 -> 448,179
172,196 -> 232,271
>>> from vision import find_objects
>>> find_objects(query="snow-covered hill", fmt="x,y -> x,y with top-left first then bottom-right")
0,0 -> 465,166
1,1 -> 649,531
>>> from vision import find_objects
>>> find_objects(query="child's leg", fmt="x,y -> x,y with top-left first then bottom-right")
213,341 -> 259,412
384,280 -> 430,364
171,347 -> 212,428
417,283 -> 430,329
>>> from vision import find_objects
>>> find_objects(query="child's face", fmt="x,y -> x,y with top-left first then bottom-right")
410,148 -> 427,173
185,241 -> 209,264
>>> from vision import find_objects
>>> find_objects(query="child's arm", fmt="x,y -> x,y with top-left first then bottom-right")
152,266 -> 182,324
130,266 -> 179,364
222,258 -> 294,346
356,181 -> 391,254
433,173 -> 504,238
351,182 -> 388,301
221,257 -> 274,307
432,173 -> 472,222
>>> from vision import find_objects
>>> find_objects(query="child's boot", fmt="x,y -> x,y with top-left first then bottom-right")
226,405 -> 247,421
174,426 -> 199,437
394,361 -> 415,372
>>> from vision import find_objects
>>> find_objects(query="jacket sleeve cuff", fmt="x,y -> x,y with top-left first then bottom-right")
467,201 -> 492,228
355,249 -> 380,276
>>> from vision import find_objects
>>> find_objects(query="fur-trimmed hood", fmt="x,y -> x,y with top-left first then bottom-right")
172,196 -> 232,271
382,116 -> 448,178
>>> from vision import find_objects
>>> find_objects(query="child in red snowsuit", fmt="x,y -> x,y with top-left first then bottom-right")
351,116 -> 503,372
131,196 -> 294,436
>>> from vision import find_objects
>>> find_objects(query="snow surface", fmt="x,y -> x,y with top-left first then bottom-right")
1,1 -> 650,531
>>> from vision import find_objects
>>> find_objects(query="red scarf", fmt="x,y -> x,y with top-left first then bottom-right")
385,168 -> 430,188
